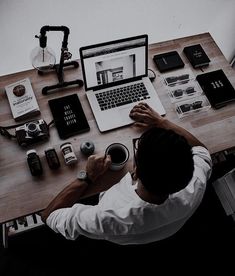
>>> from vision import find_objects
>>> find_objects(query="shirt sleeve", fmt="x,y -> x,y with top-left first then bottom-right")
171,146 -> 212,216
192,146 -> 212,183
46,203 -> 103,240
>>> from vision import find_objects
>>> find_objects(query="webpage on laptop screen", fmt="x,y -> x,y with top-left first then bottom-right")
81,37 -> 146,89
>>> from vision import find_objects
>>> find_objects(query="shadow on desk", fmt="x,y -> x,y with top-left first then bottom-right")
1,168 -> 235,274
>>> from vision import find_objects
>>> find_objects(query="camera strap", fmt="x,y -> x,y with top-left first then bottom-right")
0,122 -> 24,139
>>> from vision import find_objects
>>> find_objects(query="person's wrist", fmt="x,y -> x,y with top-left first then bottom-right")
158,117 -> 169,129
86,167 -> 101,183
77,170 -> 93,184
87,172 -> 97,183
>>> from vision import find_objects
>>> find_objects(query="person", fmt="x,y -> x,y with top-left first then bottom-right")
40,102 -> 212,245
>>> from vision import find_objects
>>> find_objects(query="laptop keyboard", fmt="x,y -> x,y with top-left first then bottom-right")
95,82 -> 150,111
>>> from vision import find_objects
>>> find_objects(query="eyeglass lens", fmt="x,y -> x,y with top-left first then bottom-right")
172,86 -> 195,98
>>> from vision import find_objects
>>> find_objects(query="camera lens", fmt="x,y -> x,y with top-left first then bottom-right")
27,122 -> 39,136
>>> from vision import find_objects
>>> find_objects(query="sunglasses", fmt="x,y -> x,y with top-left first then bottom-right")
171,86 -> 195,98
177,100 -> 203,113
165,74 -> 190,86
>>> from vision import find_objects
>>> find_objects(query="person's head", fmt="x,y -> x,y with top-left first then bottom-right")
134,127 -> 194,196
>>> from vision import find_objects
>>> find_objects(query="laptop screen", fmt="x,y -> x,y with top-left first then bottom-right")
79,35 -> 148,91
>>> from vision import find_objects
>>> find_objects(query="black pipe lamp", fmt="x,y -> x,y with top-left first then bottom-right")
31,25 -> 83,95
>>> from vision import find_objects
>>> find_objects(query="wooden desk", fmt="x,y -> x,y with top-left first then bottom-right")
0,32 -> 235,227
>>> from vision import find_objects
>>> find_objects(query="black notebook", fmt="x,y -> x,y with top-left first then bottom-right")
196,69 -> 235,109
48,94 -> 90,139
183,44 -> 210,68
153,51 -> 185,72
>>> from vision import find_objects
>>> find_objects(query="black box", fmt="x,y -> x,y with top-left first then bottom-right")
183,44 -> 210,68
153,51 -> 185,73
196,69 -> 235,108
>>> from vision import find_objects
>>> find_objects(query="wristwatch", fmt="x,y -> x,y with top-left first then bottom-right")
77,170 -> 92,184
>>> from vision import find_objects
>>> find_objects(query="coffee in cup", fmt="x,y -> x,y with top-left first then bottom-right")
105,143 -> 129,171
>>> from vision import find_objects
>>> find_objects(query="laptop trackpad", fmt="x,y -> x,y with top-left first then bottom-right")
118,107 -> 133,123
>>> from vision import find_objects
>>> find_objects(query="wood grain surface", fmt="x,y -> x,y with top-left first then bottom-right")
0,32 -> 235,223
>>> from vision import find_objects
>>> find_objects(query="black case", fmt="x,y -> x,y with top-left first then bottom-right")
48,94 -> 90,139
196,69 -> 235,108
183,44 -> 210,68
153,51 -> 184,72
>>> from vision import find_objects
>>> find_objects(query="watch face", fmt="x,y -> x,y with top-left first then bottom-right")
78,170 -> 87,180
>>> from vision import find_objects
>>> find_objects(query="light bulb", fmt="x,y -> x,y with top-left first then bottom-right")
31,46 -> 56,72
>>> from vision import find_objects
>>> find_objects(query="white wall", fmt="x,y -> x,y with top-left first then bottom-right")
0,0 -> 235,76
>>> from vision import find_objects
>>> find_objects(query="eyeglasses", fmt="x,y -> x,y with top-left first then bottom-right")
177,100 -> 203,113
165,74 -> 190,86
132,138 -> 140,168
171,86 -> 195,98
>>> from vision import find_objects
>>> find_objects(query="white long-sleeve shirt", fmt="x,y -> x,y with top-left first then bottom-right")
47,146 -> 212,245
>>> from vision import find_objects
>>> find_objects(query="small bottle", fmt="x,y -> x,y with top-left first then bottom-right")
45,147 -> 60,170
60,142 -> 78,165
26,149 -> 43,176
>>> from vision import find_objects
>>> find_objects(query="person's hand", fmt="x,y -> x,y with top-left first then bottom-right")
129,102 -> 165,129
86,154 -> 111,183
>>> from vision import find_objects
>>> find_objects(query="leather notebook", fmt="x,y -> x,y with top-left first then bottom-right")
196,69 -> 235,109
48,94 -> 90,139
183,44 -> 210,68
153,51 -> 185,72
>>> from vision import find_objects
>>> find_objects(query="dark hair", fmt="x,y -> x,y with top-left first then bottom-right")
136,127 -> 194,196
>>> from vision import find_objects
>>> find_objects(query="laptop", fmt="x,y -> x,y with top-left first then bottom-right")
79,34 -> 166,132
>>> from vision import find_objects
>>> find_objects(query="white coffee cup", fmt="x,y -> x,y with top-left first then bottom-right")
105,143 -> 129,171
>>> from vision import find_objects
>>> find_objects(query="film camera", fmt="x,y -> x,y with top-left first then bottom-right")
15,119 -> 49,147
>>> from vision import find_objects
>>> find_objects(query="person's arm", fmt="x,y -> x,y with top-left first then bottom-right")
129,102 -> 206,148
40,154 -> 111,223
